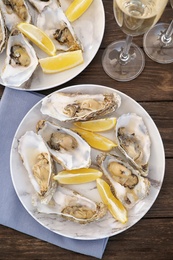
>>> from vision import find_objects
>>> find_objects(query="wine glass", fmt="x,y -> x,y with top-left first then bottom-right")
143,0 -> 173,64
102,0 -> 168,81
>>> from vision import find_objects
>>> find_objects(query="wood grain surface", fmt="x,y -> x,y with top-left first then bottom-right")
0,1 -> 173,259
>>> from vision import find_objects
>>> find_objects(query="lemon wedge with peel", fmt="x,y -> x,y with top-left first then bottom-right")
39,50 -> 84,73
17,23 -> 56,56
96,178 -> 128,224
53,168 -> 102,184
66,0 -> 93,22
74,118 -> 117,132
72,127 -> 117,151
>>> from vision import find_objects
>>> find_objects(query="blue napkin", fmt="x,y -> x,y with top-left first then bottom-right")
0,87 -> 108,259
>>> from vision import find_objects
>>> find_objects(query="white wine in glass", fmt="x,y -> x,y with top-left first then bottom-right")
143,0 -> 173,64
102,0 -> 168,81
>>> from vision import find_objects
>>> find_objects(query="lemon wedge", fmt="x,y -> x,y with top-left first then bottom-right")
74,118 -> 117,132
17,23 -> 56,56
53,168 -> 102,184
96,178 -> 128,224
72,127 -> 117,151
39,50 -> 84,73
65,0 -> 93,22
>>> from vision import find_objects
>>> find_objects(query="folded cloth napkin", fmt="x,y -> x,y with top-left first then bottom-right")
0,87 -> 108,259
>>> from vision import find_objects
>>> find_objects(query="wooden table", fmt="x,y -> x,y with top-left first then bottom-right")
0,1 -> 173,259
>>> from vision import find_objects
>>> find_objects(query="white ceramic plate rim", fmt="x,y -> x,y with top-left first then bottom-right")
0,0 -> 105,91
10,84 -> 165,240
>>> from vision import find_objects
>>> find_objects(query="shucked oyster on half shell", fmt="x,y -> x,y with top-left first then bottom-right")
0,0 -> 31,32
1,29 -> 38,87
35,185 -> 107,224
18,131 -> 57,204
28,0 -> 82,51
0,9 -> 8,54
97,153 -> 150,209
37,120 -> 91,170
40,92 -> 121,122
115,113 -> 151,176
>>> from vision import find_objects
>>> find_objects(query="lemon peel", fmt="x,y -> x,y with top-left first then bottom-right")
96,178 -> 128,224
17,23 -> 56,56
72,127 -> 117,151
53,168 -> 102,184
39,50 -> 84,73
74,118 -> 117,132
66,0 -> 93,22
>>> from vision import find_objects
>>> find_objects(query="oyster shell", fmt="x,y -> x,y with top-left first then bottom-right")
0,0 -> 31,32
1,29 -> 38,87
35,185 -> 107,224
0,9 -> 8,54
27,0 -> 52,13
41,92 -> 121,122
28,0 -> 82,51
115,113 -> 151,176
18,131 -> 57,204
37,120 -> 91,170
97,153 -> 150,209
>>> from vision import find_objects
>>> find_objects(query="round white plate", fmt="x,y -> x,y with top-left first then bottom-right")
0,0 -> 105,91
10,84 -> 165,240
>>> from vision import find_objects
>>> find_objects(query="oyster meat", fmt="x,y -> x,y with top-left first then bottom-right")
0,9 -> 8,54
0,0 -> 31,32
97,153 -> 150,209
35,185 -> 107,224
28,0 -> 82,51
18,131 -> 57,204
115,113 -> 151,176
1,29 -> 38,87
40,92 -> 121,122
37,120 -> 91,170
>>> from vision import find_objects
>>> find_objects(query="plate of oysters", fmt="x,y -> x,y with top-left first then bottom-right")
10,84 -> 165,239
0,0 -> 105,91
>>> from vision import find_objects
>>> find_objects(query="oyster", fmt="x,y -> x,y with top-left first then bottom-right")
0,0 -> 31,32
28,0 -> 82,51
1,29 -> 38,87
97,153 -> 150,209
41,92 -> 121,122
35,185 -> 107,224
37,120 -> 91,170
18,131 -> 57,204
115,113 -> 151,176
0,9 -> 8,54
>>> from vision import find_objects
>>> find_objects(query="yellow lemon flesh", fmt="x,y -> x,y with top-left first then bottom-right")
74,118 -> 117,132
39,50 -> 84,73
72,127 -> 117,151
65,0 -> 93,22
53,168 -> 102,184
17,23 -> 56,56
96,178 -> 128,224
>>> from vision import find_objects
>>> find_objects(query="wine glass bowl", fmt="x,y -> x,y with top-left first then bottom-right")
114,0 -> 158,36
102,0 -> 168,81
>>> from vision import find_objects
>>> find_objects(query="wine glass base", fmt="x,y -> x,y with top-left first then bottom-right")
143,23 -> 173,64
102,41 -> 145,82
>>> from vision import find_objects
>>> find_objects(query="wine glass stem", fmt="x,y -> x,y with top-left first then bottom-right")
162,20 -> 173,44
120,35 -> 133,62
